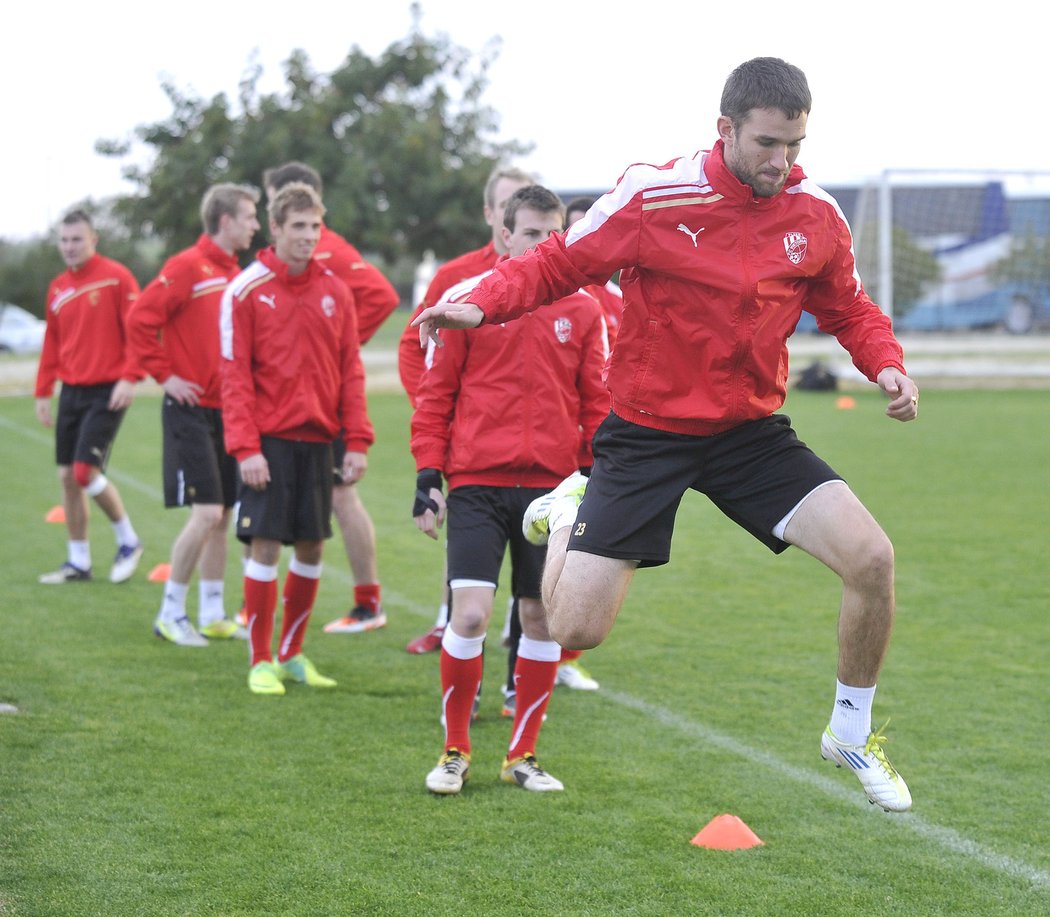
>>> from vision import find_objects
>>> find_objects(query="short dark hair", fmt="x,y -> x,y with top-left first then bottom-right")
61,209 -> 93,228
263,161 -> 323,194
503,185 -> 565,232
565,196 -> 595,221
720,57 -> 811,126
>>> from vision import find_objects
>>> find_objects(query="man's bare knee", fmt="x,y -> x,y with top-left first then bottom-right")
845,530 -> 895,592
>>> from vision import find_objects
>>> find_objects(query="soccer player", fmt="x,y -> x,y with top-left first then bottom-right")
35,210 -> 145,585
127,183 -> 261,646
399,165 -> 535,654
220,182 -> 373,696
413,58 -> 919,812
258,162 -> 399,637
413,185 -> 608,794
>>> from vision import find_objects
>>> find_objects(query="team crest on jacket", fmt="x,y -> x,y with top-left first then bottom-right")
553,317 -> 573,343
784,232 -> 808,265
321,295 -> 336,317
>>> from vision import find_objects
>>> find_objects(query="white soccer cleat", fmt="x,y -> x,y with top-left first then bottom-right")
110,542 -> 144,583
522,471 -> 589,546
555,660 -> 599,691
154,614 -> 209,648
821,722 -> 912,812
426,750 -> 470,795
500,754 -> 564,792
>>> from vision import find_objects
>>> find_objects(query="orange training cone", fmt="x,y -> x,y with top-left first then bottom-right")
835,395 -> 856,410
147,563 -> 172,583
45,505 -> 66,523
690,814 -> 764,850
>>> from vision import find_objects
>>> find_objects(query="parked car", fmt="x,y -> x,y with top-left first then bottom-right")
896,284 -> 1050,334
0,303 -> 46,354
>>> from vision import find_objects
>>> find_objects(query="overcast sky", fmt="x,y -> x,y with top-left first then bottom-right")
4,0 -> 1048,240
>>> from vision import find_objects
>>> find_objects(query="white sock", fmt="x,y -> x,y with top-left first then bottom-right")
112,516 -> 138,548
829,680 -> 876,745
441,626 -> 485,660
198,579 -> 225,626
434,603 -> 449,628
516,635 -> 562,663
69,540 -> 91,571
160,581 -> 189,621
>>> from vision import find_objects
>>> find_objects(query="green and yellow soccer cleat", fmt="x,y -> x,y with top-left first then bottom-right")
277,654 -> 337,688
248,661 -> 285,696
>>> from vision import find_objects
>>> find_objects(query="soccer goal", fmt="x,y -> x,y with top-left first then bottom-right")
834,169 -> 1050,333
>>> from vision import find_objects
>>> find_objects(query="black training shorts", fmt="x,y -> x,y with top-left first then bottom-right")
568,412 -> 843,567
54,383 -> 125,469
162,399 -> 237,508
446,484 -> 548,597
235,436 -> 334,545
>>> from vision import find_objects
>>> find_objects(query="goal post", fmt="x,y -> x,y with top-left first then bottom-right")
836,169 -> 1050,332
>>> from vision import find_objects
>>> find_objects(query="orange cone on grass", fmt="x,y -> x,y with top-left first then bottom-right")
45,505 -> 66,523
690,814 -> 764,850
147,563 -> 172,582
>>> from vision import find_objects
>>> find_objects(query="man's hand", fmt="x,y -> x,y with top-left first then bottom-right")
411,301 -> 484,349
877,367 -> 920,422
239,453 -> 270,491
341,450 -> 368,484
35,397 -> 52,427
108,379 -> 136,411
162,374 -> 204,406
412,468 -> 446,539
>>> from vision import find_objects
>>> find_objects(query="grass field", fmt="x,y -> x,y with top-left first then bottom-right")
1,377 -> 1048,916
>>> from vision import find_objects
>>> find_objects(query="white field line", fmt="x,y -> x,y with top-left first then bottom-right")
5,411 -> 1048,894
601,690 -> 1050,892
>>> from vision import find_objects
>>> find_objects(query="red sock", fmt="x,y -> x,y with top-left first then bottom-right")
245,576 -> 278,667
507,656 -> 558,761
560,648 -> 583,663
277,570 -> 319,662
354,583 -> 381,613
440,648 -> 483,756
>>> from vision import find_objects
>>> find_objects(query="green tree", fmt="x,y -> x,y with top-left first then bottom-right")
98,6 -> 528,268
854,223 -> 942,317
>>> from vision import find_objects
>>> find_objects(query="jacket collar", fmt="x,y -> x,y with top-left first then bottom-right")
197,233 -> 240,271
706,139 -> 806,204
258,246 -> 322,285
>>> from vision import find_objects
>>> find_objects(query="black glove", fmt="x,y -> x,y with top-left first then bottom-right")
412,468 -> 443,517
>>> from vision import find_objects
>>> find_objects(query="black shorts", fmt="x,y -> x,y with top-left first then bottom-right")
446,485 -> 548,598
54,383 -> 126,469
162,399 -> 237,508
569,412 -> 843,567
235,437 -> 334,545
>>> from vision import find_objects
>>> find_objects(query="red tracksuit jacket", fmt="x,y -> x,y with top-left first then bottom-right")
126,234 -> 239,409
219,247 -> 373,462
314,226 -> 399,345
35,253 -> 142,397
398,242 -> 499,406
468,141 -> 907,437
411,263 -> 609,491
